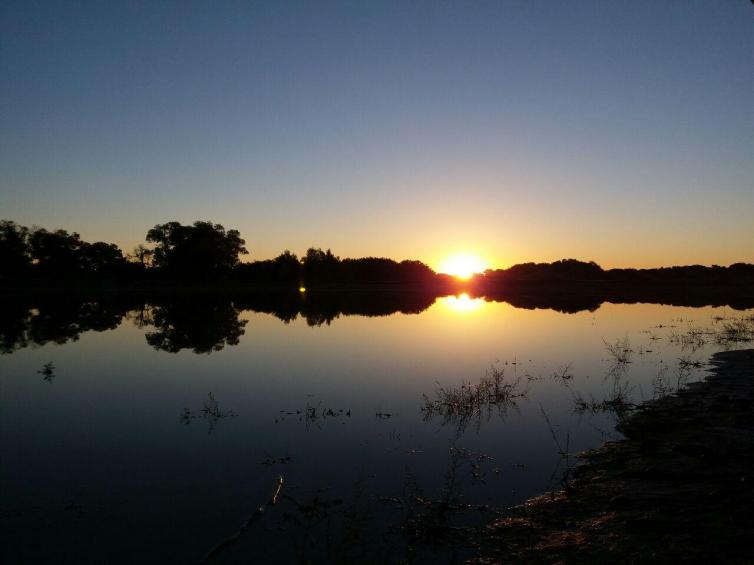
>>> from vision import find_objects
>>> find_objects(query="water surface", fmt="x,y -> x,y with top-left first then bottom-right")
1,294 -> 750,563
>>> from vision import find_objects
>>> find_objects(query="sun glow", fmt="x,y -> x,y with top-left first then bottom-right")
437,253 -> 488,280
441,293 -> 484,313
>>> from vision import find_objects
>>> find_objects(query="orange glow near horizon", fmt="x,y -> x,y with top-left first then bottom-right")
440,293 -> 485,314
437,253 -> 488,279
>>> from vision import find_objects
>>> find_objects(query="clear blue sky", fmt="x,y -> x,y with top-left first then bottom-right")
1,1 -> 752,268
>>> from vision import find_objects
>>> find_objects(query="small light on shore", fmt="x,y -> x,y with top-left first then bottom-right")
299,286 -> 306,292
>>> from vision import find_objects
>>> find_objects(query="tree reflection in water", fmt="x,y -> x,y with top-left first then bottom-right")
145,300 -> 247,354
2,290 -> 752,356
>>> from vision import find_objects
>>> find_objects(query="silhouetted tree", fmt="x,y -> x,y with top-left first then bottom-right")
129,244 -> 154,268
397,260 -> 436,282
79,241 -> 126,274
333,257 -> 436,284
236,250 -> 302,286
302,248 -> 340,283
482,259 -> 604,284
28,228 -> 84,275
272,250 -> 302,283
0,220 -> 31,277
146,221 -> 247,278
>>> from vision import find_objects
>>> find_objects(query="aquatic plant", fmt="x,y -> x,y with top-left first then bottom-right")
667,327 -> 712,351
275,401 -> 351,428
37,361 -> 55,382
715,316 -> 754,345
677,354 -> 703,370
571,372 -> 636,427
538,404 -> 576,494
420,365 -> 525,434
180,392 -> 237,432
602,336 -> 633,364
667,315 -> 754,351
551,363 -> 574,382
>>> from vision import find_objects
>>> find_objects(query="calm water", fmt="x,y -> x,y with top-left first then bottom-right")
1,294 -> 751,564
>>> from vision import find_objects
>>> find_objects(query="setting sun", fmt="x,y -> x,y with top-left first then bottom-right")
437,253 -> 488,280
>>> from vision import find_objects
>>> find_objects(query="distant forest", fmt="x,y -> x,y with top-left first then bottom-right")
1,219 -> 753,290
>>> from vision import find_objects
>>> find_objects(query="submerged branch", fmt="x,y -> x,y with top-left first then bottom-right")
198,475 -> 284,565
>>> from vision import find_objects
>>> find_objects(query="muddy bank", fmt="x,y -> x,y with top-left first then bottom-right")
472,349 -> 754,564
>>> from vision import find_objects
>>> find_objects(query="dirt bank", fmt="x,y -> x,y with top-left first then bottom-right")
472,349 -> 754,564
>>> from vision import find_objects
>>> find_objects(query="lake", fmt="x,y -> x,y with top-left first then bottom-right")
1,293 -> 751,564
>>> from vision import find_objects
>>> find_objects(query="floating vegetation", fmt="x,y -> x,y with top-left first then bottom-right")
275,401 -> 352,428
650,360 -> 698,400
421,366 -> 525,434
386,447 -> 502,554
716,316 -> 754,344
651,365 -> 673,399
525,371 -> 543,382
602,336 -> 633,364
570,371 -> 636,428
668,327 -> 711,352
678,354 -> 703,370
279,491 -> 350,563
572,394 -> 636,420
180,392 -> 237,433
551,363 -> 574,382
539,405 -> 571,459
37,361 -> 55,382
261,455 -> 292,466
538,404 -> 577,494
450,446 -> 498,485
668,315 -> 754,352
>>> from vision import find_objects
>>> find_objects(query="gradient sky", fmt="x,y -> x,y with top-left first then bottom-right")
1,1 -> 752,269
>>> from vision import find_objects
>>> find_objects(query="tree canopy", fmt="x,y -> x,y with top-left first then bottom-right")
146,221 -> 248,277
0,220 -> 31,276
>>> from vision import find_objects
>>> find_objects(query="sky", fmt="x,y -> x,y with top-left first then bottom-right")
1,1 -> 752,270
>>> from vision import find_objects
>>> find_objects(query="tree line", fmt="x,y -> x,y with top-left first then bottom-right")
474,258 -> 754,286
0,219 -> 438,286
2,219 -> 752,288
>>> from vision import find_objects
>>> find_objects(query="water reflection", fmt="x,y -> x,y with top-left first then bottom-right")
1,289 -> 753,356
439,293 -> 484,314
145,300 -> 247,354
0,292 -> 441,354
0,298 -> 132,353
1,293 -> 753,564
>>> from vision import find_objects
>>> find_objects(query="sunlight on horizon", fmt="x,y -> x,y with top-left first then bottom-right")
437,253 -> 488,279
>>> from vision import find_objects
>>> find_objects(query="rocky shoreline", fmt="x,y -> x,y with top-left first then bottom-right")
472,349 -> 754,564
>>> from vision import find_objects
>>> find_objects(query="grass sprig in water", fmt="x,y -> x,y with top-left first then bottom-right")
716,317 -> 754,345
602,336 -> 633,364
180,392 -> 237,433
421,366 -> 525,434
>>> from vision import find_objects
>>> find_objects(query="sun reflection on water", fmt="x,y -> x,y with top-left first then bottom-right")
440,293 -> 485,314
